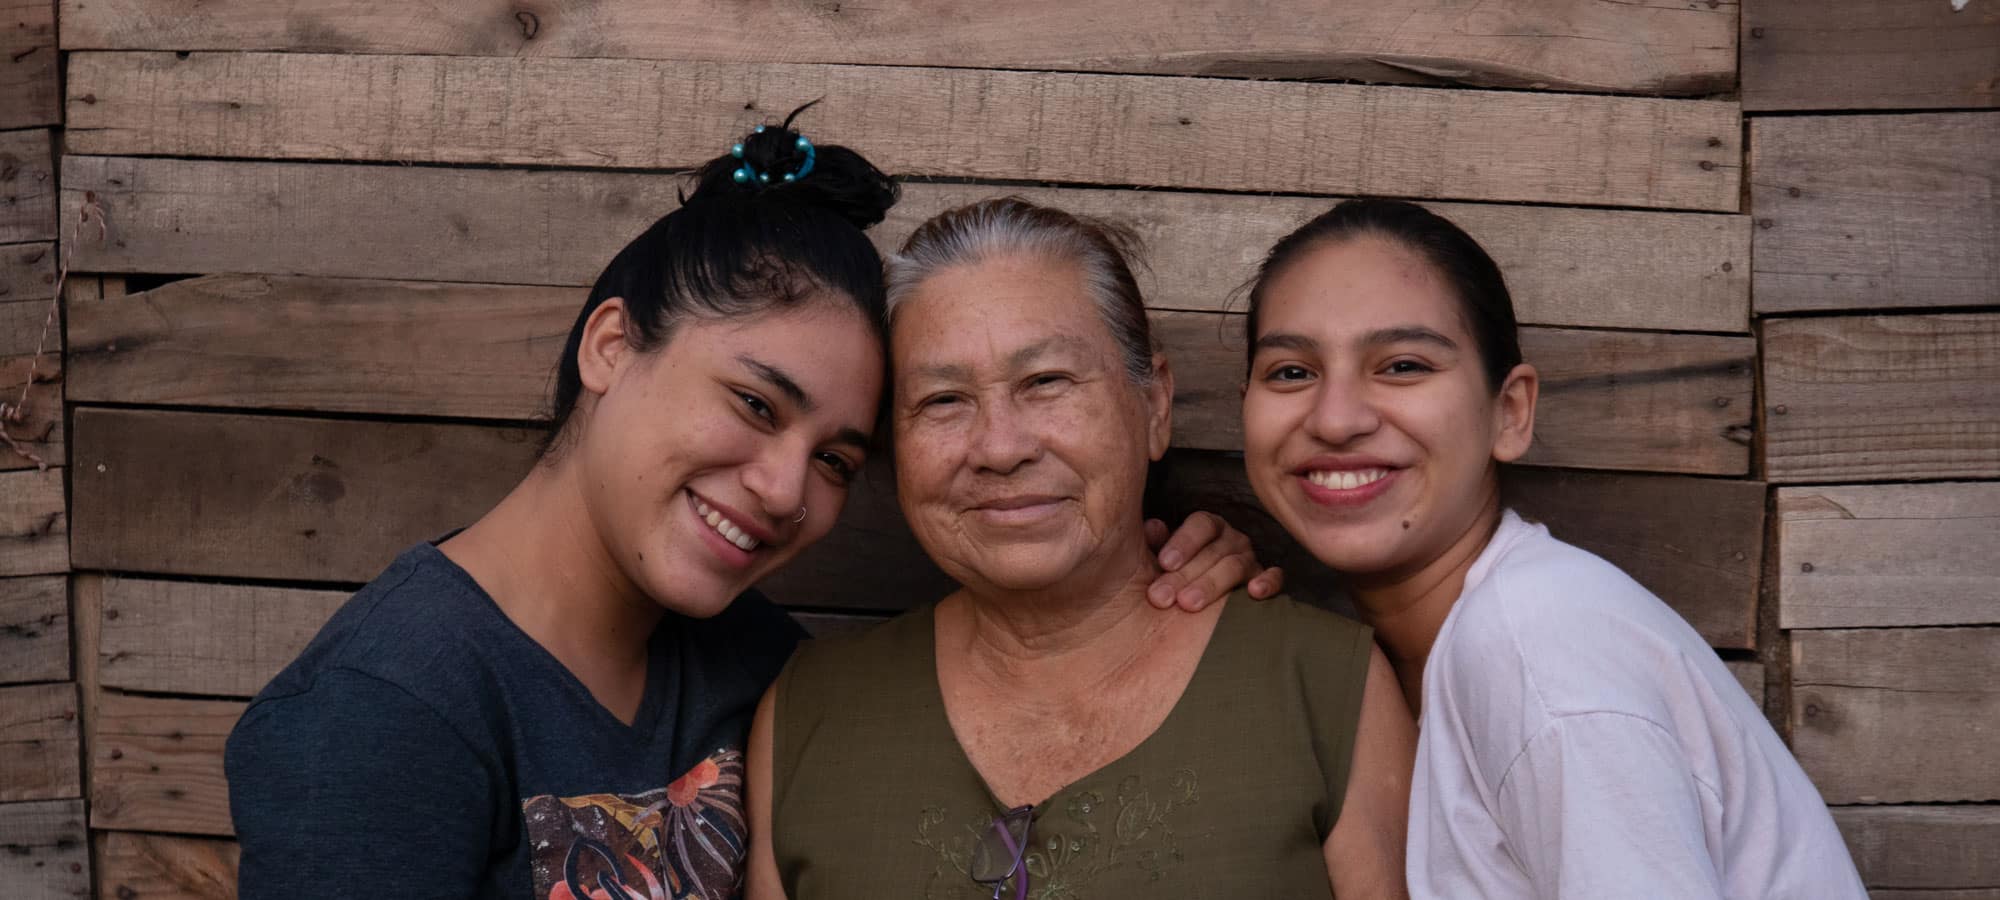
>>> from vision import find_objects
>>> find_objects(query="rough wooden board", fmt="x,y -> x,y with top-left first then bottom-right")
0,798 -> 90,899
99,577 -> 346,698
60,160 -> 1754,328
56,0 -> 1737,95
0,467 -> 66,575
0,1 -> 58,130
0,128 -> 54,244
70,407 -> 538,583
70,275 -> 1750,473
0,575 -> 66,684
89,690 -> 239,835
1763,314 -> 2000,483
1777,483 -> 2000,629
1743,0 -> 2000,111
64,52 -> 1742,211
1791,627 -> 2000,804
68,577 -> 104,796
1752,114 -> 2000,315
1724,659 -> 1764,708
98,831 -> 238,900
1834,806 -> 2000,895
0,682 -> 78,802
1504,468 -> 1765,649
0,241 -> 53,302
1,298 -> 63,471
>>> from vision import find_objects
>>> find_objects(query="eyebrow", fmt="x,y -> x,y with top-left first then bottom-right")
1364,325 -> 1460,351
1007,334 -> 1096,371
738,355 -> 815,412
1251,332 -> 1320,356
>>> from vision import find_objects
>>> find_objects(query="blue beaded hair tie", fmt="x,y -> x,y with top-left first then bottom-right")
730,126 -> 817,186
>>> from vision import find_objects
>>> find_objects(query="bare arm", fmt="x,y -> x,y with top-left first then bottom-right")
745,686 -> 789,900
1325,646 -> 1416,899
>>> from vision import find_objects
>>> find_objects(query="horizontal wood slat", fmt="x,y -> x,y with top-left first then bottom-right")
55,0 -> 1736,95
0,127 -> 55,244
0,0 -> 59,130
1792,627 -> 2000,804
70,274 -> 1751,473
98,830 -> 238,900
1763,314 -> 2000,483
1778,483 -> 2000,629
0,241 -> 54,302
1742,0 -> 2000,112
0,798 -> 90,899
0,681 -> 79,802
1752,114 -> 2000,315
0,575 -> 68,684
61,158 -> 1753,329
0,467 -> 66,576
1,296 -> 63,471
98,577 -> 344,698
64,51 -> 1742,210
1834,806 -> 2000,897
90,690 -> 238,835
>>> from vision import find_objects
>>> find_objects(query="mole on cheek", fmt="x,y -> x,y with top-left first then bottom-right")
1401,520 -> 1411,530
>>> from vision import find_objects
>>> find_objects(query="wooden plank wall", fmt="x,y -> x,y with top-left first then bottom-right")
4,0 -> 1991,897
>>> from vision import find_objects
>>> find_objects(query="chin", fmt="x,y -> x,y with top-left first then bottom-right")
952,546 -> 1086,594
1292,525 -> 1413,579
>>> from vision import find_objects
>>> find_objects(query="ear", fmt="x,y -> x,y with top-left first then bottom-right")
1145,352 -> 1175,461
1490,362 -> 1538,463
576,298 -> 634,399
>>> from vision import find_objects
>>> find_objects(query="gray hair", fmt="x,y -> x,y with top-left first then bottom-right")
885,198 -> 1156,385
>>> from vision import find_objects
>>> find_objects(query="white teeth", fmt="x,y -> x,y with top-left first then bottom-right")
693,498 -> 760,552
1306,468 -> 1389,491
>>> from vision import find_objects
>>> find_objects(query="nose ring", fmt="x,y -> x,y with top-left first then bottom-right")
793,506 -> 807,524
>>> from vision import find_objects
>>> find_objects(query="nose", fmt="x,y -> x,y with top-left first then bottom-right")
740,438 -> 813,529
966,396 -> 1040,476
1303,372 -> 1382,447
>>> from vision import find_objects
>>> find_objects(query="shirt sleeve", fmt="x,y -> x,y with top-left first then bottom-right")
1491,711 -> 1726,900
225,668 -> 498,900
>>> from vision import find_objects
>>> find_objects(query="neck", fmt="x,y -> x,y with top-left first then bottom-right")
442,458 -> 663,688
1349,489 -> 1505,715
944,535 -> 1175,692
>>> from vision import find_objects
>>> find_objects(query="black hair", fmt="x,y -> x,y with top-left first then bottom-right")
1244,198 -> 1521,389
544,104 -> 899,456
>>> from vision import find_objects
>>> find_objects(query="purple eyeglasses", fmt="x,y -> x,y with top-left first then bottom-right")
970,804 -> 1033,900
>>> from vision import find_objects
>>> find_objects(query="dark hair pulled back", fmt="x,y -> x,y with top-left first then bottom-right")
1245,198 -> 1521,390
544,103 -> 899,455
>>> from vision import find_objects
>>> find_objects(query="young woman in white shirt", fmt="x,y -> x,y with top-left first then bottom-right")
1236,198 -> 1866,899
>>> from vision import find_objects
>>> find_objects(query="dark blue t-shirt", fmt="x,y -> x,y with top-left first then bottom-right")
225,541 -> 805,900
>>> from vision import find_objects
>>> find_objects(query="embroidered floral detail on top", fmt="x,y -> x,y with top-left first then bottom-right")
915,768 -> 1199,899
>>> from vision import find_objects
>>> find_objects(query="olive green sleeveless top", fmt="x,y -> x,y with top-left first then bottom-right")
770,593 -> 1374,899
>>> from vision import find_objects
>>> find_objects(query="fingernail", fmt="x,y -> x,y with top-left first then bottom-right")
1148,583 -> 1172,605
1159,550 -> 1184,570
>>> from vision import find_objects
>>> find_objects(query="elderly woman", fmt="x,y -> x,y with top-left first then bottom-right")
745,199 -> 1415,899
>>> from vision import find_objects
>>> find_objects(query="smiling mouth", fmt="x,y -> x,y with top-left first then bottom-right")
691,495 -> 761,552
1303,468 -> 1392,491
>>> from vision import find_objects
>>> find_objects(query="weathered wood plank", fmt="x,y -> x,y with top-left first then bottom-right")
1778,483 -> 2000,629
1792,627 -> 2000,803
0,241 -> 54,302
0,575 -> 66,684
89,690 -> 237,835
0,128 -> 55,244
1743,0 -> 2000,111
0,798 -> 90,899
0,682 -> 78,802
64,52 -> 1742,211
1835,806 -> 2000,896
1,297 -> 62,471
70,274 -> 1751,473
98,831 -> 238,900
0,1 -> 58,130
1752,114 -> 2000,315
56,0 -> 1737,96
60,158 -> 1754,329
0,467 -> 66,575
70,408 -> 537,582
1763,314 -> 2000,483
99,577 -> 345,698
1724,659 -> 1764,708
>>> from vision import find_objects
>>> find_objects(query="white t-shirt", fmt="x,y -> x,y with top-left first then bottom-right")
1407,510 -> 1865,899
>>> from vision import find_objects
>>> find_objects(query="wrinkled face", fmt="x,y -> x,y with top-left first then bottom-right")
891,253 -> 1171,594
575,299 -> 882,618
1242,236 -> 1528,581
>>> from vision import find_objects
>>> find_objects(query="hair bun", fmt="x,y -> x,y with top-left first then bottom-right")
685,102 -> 898,230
